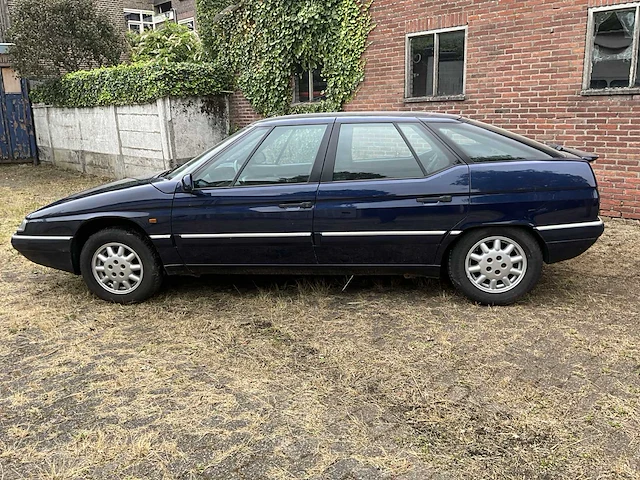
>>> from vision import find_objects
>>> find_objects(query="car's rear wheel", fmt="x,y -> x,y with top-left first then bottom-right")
448,228 -> 542,305
80,228 -> 163,303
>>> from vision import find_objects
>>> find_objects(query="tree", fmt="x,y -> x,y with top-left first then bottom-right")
8,0 -> 124,78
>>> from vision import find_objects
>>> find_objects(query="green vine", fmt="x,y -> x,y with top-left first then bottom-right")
197,0 -> 374,117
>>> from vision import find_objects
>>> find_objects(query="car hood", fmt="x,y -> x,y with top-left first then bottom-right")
27,175 -> 176,219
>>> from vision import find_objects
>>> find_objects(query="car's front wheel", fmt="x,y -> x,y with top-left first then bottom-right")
448,228 -> 542,305
80,228 -> 163,303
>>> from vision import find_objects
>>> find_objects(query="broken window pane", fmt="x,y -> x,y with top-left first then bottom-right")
409,35 -> 434,97
437,30 -> 465,96
590,8 -> 635,89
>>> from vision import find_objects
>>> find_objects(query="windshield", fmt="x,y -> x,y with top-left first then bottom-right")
164,126 -> 253,180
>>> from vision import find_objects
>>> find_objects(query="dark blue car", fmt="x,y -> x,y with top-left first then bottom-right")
11,113 -> 604,305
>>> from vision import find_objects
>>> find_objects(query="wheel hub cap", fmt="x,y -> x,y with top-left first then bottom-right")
92,243 -> 143,295
465,236 -> 527,294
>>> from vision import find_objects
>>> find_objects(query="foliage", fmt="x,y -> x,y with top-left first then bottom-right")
30,62 -> 232,108
8,0 -> 124,79
197,0 -> 373,117
127,23 -> 203,64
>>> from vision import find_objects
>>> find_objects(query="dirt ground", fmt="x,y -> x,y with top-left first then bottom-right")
0,163 -> 639,480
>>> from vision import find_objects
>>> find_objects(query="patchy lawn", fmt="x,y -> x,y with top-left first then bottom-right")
0,164 -> 639,480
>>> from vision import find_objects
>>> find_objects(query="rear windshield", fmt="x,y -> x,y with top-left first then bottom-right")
430,121 -> 556,162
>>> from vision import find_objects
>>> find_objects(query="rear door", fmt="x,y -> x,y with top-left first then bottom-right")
313,119 -> 470,266
172,121 -> 331,268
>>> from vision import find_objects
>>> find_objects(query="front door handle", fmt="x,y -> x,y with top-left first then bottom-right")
416,195 -> 453,204
278,201 -> 314,209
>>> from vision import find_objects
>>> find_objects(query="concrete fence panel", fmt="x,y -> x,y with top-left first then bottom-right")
33,95 -> 229,179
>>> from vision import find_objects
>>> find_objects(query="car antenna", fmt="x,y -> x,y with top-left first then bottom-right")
341,275 -> 355,293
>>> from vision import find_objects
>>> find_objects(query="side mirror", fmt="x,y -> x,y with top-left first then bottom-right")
181,174 -> 194,192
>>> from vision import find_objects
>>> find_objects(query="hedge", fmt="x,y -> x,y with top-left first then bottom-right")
30,61 -> 233,108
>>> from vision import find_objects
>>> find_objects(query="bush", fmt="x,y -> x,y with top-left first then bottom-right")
31,62 -> 233,108
8,0 -> 124,79
128,23 -> 203,64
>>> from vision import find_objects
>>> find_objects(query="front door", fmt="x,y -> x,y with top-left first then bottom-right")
172,123 -> 331,268
313,121 -> 470,266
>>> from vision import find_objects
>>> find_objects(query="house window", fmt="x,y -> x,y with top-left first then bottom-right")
178,17 -> 196,32
125,9 -> 155,33
155,2 -> 172,14
584,4 -> 640,91
293,67 -> 327,103
406,27 -> 466,100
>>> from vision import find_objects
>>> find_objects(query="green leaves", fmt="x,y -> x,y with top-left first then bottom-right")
197,0 -> 373,117
30,62 -> 233,108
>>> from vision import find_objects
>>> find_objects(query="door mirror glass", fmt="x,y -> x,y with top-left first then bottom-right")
182,173 -> 194,192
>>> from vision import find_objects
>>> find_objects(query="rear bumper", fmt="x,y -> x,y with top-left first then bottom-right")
536,218 -> 605,264
11,234 -> 75,273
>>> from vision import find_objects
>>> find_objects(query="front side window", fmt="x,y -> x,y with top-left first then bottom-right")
294,67 -> 327,103
235,125 -> 328,186
193,127 -> 269,188
430,122 -> 553,162
333,123 -> 425,181
407,28 -> 466,98
586,5 -> 640,90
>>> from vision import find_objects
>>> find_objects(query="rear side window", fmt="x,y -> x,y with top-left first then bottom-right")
333,123 -> 424,181
430,122 -> 553,162
397,123 -> 457,175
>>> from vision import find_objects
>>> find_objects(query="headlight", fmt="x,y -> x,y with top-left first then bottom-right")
17,219 -> 28,233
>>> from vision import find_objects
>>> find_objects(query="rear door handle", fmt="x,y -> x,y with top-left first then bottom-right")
278,201 -> 314,209
416,195 -> 453,204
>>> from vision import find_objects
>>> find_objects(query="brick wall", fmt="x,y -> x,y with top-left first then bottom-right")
344,0 -> 640,220
229,92 -> 261,130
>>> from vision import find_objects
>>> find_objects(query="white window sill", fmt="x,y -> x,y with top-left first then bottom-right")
581,88 -> 640,96
404,94 -> 466,103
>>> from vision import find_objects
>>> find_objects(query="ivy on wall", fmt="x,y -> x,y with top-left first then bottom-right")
197,0 -> 374,117
31,62 -> 232,108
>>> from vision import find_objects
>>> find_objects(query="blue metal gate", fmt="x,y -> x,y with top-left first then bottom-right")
0,67 -> 37,163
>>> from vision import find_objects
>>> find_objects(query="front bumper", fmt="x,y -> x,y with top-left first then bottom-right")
11,234 -> 76,273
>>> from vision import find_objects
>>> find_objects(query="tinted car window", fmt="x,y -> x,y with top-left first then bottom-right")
194,127 -> 269,188
431,122 -> 553,162
235,124 -> 327,186
398,123 -> 457,175
333,123 -> 424,181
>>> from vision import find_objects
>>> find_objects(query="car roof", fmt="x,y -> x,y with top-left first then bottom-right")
253,111 -> 462,126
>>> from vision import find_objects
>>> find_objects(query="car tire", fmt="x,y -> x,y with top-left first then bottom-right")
80,228 -> 163,304
448,228 -> 543,306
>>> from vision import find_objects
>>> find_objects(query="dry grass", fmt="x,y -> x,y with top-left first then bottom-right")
0,163 -> 639,480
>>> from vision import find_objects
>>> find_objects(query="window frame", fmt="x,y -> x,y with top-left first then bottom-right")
582,2 -> 640,95
124,8 -> 171,33
292,68 -> 326,104
405,25 -> 468,102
